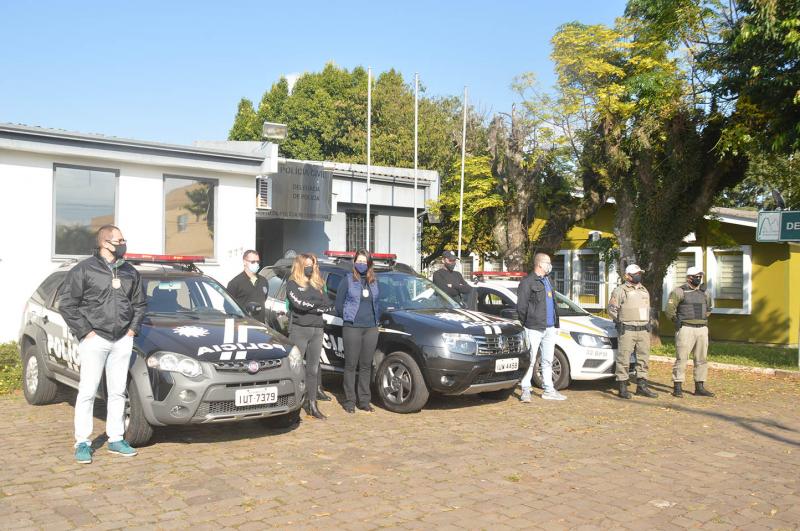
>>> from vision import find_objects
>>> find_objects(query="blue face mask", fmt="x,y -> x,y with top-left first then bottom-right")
355,263 -> 368,275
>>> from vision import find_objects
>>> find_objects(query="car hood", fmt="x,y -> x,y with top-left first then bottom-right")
137,314 -> 293,362
386,307 -> 524,335
558,314 -> 617,337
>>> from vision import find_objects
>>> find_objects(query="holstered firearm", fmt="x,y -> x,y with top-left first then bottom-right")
674,318 -> 682,332
615,320 -> 624,337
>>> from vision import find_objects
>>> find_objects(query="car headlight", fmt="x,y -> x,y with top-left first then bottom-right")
146,351 -> 204,378
570,332 -> 613,349
442,333 -> 478,355
288,345 -> 303,373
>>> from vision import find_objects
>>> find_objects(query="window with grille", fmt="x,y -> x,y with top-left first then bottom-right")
672,252 -> 696,287
551,254 -> 567,294
715,251 -> 743,299
460,256 -> 473,278
577,253 -> 600,300
345,213 -> 375,251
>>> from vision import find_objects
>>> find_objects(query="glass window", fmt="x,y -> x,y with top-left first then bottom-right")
715,251 -> 744,300
325,273 -> 344,296
672,252 -> 696,287
377,272 -> 458,311
33,273 -> 66,306
554,292 -> 589,316
576,253 -> 600,304
460,256 -> 474,279
551,255 -> 567,294
164,176 -> 215,257
53,165 -> 117,256
345,213 -> 375,251
144,277 -> 242,316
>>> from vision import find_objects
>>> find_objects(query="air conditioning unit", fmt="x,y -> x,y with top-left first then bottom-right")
257,177 -> 272,210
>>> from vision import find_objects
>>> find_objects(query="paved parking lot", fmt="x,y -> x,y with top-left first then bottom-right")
1,361 -> 799,530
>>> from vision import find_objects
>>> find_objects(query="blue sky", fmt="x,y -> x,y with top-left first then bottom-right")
0,1 -> 626,145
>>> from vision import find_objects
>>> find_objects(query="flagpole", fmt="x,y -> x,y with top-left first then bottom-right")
366,67 -> 372,252
413,72 -> 419,272
457,86 -> 467,264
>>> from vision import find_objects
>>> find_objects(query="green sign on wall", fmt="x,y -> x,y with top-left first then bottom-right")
757,211 -> 800,242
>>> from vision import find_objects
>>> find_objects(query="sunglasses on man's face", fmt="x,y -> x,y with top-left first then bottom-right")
105,239 -> 127,245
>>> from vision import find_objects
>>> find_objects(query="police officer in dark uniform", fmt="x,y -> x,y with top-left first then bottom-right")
227,250 -> 269,322
432,251 -> 474,307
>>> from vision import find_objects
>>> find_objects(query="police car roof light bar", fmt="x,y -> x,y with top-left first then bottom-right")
323,250 -> 397,260
125,253 -> 206,264
472,271 -> 525,279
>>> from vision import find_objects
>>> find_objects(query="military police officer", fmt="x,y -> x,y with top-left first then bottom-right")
607,264 -> 658,399
665,266 -> 715,398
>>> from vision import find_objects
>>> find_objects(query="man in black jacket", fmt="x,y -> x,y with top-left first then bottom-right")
432,251 -> 474,307
516,252 -> 566,402
227,250 -> 269,322
59,225 -> 146,463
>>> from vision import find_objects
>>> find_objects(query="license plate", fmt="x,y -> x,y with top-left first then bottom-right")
234,386 -> 278,407
495,358 -> 519,373
588,349 -> 611,359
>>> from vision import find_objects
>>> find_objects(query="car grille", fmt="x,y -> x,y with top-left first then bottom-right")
475,334 -> 526,356
195,394 -> 296,417
213,359 -> 283,372
473,368 -> 525,385
582,359 -> 605,369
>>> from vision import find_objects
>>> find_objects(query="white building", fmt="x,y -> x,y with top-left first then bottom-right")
0,123 -> 438,342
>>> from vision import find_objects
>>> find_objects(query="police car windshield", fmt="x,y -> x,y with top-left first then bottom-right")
377,272 -> 460,311
144,277 -> 244,317
555,292 -> 590,316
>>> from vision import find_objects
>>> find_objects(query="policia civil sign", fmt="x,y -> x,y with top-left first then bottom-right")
757,211 -> 800,242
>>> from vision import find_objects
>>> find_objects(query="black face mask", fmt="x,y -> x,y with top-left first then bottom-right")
688,275 -> 702,287
629,273 -> 642,284
303,266 -> 313,278
111,243 -> 126,260
445,262 -> 455,271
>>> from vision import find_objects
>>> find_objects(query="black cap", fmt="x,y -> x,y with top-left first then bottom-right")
442,251 -> 457,260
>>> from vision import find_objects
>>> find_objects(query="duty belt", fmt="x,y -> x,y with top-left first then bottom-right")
622,324 -> 648,332
682,322 -> 707,328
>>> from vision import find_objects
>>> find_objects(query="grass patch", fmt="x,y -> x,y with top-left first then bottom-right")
0,342 -> 22,395
653,338 -> 798,371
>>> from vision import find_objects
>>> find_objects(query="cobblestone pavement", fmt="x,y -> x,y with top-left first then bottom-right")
1,362 -> 799,530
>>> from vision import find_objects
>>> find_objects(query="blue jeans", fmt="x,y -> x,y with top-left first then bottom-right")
520,327 -> 557,393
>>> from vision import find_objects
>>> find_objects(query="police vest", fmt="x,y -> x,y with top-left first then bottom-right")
676,285 -> 708,322
619,284 -> 650,323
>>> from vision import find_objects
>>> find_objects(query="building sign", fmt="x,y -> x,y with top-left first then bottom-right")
757,210 -> 800,242
256,161 -> 332,221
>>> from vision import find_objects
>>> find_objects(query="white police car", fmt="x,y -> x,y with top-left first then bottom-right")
470,272 -> 619,389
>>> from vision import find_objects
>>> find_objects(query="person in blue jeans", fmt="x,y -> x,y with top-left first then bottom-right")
335,249 -> 380,413
59,225 -> 147,463
516,252 -> 567,402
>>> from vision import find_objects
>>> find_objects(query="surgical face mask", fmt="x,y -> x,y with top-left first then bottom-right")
304,266 -> 313,278
111,243 -> 126,260
629,272 -> 642,284
355,263 -> 368,275
247,262 -> 260,274
542,262 -> 552,275
688,275 -> 702,287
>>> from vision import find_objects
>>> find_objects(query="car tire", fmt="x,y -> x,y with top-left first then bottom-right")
375,351 -> 429,413
22,343 -> 58,405
531,347 -> 571,390
124,381 -> 154,447
262,408 -> 301,429
479,387 -> 516,401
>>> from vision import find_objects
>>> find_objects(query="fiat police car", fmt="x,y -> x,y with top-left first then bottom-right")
260,252 -> 531,413
471,272 -> 620,389
19,254 -> 304,446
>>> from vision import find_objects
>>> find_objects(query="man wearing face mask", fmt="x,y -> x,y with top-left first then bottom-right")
227,250 -> 269,322
59,225 -> 146,463
432,250 -> 473,306
607,264 -> 657,399
666,266 -> 715,398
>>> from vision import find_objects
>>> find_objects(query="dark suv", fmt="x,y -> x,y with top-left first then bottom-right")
260,256 -> 530,413
19,255 -> 304,445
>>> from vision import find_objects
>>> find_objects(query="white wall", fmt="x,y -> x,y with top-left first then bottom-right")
0,148 -> 257,341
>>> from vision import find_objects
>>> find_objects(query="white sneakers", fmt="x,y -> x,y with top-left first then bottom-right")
541,390 -> 567,401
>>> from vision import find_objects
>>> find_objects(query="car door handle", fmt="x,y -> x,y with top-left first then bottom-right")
42,314 -> 49,324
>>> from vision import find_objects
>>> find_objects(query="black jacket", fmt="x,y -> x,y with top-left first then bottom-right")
516,273 -> 560,331
432,268 -> 473,303
59,254 -> 147,341
287,279 -> 333,328
227,271 -> 269,322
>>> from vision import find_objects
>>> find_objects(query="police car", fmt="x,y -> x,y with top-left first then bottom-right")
260,252 -> 531,413
19,254 -> 304,446
471,272 -> 619,389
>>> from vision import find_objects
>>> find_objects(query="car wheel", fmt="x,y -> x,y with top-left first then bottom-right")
22,343 -> 58,405
376,351 -> 429,413
262,408 -> 301,429
531,347 -> 571,390
124,381 -> 154,446
479,387 -> 516,401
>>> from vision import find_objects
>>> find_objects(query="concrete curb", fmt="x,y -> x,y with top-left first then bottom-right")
650,355 -> 800,379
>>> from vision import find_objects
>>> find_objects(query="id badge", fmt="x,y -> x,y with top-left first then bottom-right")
362,288 -> 370,298
111,278 -> 121,289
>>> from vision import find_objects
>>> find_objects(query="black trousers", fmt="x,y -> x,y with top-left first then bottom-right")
289,325 -> 324,402
342,326 -> 378,407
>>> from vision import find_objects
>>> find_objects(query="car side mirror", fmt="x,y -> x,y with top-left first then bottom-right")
244,302 -> 263,317
500,308 -> 517,320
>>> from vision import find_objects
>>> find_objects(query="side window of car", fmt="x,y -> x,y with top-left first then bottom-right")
52,280 -> 71,311
33,273 -> 65,306
267,275 -> 284,299
325,273 -> 343,298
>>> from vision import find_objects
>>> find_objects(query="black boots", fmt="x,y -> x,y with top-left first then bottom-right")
695,381 -> 716,397
636,378 -> 658,398
618,381 -> 631,399
673,381 -> 683,398
303,400 -> 327,420
316,385 -> 332,401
